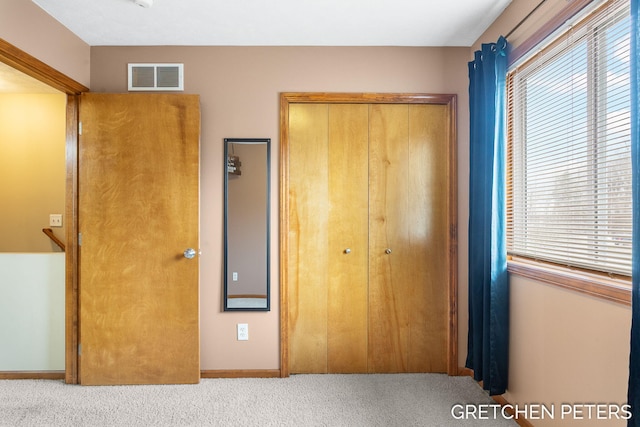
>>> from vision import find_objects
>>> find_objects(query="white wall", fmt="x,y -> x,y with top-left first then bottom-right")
0,253 -> 65,371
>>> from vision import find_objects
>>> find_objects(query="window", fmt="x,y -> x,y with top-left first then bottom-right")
507,0 -> 632,278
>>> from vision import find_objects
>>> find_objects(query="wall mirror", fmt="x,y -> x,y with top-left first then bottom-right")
224,138 -> 270,311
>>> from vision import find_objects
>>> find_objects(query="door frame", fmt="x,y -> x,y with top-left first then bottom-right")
279,92 -> 459,377
0,39 -> 89,383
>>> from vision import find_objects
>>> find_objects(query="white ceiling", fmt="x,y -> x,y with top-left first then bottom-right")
32,0 -> 511,47
3,0 -> 512,94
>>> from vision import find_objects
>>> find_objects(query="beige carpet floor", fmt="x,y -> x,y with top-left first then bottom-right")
0,374 -> 518,426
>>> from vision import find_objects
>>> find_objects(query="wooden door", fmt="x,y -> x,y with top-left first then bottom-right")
368,104 -> 449,373
78,93 -> 200,385
288,103 -> 329,373
288,103 -> 369,373
406,104 -> 450,372
326,104 -> 369,373
283,94 -> 455,376
368,104 -> 412,372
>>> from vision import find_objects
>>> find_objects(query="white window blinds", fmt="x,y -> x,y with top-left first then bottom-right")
507,0 -> 632,276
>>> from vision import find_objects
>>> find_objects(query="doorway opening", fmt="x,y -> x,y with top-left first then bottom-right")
0,39 -> 88,383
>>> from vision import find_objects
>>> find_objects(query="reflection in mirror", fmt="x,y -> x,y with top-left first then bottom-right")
224,138 -> 270,311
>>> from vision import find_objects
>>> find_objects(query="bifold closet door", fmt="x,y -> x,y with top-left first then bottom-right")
368,104 -> 411,372
368,104 -> 449,373
287,101 -> 449,374
408,104 -> 449,374
288,103 -> 369,374
326,104 -> 369,373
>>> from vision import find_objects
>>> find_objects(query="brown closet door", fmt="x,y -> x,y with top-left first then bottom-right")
368,104 -> 448,373
327,104 -> 369,373
287,101 -> 449,374
368,104 -> 412,372
288,103 -> 369,373
406,104 -> 449,373
288,103 -> 330,374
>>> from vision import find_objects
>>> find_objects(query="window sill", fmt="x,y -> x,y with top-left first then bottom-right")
507,258 -> 631,306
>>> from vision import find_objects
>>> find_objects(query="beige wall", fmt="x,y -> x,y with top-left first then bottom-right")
0,0 -> 90,87
0,93 -> 67,253
507,276 -> 630,427
90,45 -> 470,370
473,1 -> 632,425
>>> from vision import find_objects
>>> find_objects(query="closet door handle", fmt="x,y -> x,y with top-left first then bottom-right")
385,248 -> 392,254
344,248 -> 351,254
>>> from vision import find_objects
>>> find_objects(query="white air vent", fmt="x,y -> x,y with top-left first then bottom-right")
128,63 -> 184,91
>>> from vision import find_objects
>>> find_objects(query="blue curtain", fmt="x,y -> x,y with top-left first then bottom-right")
466,36 -> 509,396
628,1 -> 640,425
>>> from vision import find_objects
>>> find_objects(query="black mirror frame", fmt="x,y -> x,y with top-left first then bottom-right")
223,138 -> 271,311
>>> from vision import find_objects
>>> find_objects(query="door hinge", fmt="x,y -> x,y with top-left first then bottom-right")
78,121 -> 82,135
450,224 -> 457,238
78,233 -> 82,246
78,343 -> 81,356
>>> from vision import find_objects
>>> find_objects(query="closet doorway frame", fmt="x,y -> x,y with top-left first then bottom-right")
279,92 -> 458,377
0,39 -> 89,383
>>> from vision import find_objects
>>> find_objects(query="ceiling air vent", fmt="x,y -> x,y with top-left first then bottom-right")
127,63 -> 184,91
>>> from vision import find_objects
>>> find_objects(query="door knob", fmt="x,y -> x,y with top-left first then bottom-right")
344,248 -> 351,254
385,248 -> 392,254
184,248 -> 197,259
